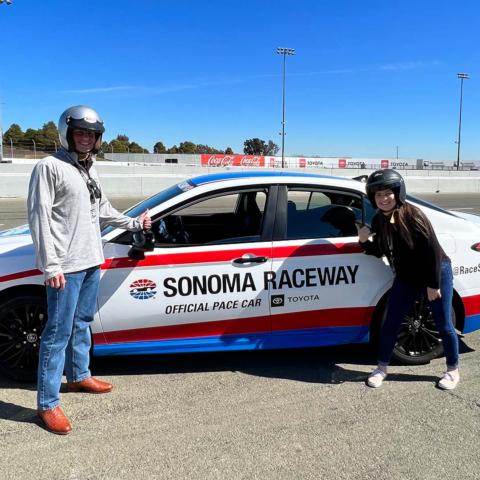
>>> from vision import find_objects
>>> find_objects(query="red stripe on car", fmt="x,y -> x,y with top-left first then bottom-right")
93,306 -> 374,345
101,242 -> 363,270
463,294 -> 480,316
0,269 -> 42,283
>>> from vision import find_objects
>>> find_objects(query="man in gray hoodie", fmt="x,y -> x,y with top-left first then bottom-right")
27,105 -> 151,434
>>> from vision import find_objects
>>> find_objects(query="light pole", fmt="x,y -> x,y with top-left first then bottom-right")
277,47 -> 295,168
456,72 -> 469,171
0,102 -> 3,163
396,145 -> 399,161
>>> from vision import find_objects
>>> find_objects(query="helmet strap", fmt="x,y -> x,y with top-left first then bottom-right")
381,206 -> 396,218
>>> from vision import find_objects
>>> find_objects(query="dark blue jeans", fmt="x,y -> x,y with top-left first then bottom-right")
37,266 -> 100,410
378,261 -> 459,368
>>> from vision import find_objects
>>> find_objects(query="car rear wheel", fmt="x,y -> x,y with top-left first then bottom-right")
389,295 -> 456,365
0,295 -> 47,381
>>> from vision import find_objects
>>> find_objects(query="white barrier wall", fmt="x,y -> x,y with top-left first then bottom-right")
1,160 -> 479,198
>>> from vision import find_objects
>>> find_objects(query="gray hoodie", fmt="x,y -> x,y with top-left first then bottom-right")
27,149 -> 141,280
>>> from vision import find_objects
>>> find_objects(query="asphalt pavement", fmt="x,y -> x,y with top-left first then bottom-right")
0,194 -> 479,480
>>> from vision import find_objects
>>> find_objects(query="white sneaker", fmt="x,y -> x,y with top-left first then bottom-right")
367,368 -> 387,388
438,370 -> 460,390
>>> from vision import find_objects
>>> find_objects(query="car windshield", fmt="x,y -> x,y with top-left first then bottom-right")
101,180 -> 195,235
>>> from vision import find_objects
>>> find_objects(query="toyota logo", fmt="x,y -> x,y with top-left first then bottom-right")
26,333 -> 38,343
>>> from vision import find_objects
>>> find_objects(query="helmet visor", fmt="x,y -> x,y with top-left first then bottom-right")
367,179 -> 402,192
66,116 -> 105,134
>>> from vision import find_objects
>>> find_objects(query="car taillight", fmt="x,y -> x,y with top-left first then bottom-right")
472,243 -> 480,252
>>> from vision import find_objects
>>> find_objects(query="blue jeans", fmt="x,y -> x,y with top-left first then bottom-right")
37,266 -> 100,410
378,261 -> 459,369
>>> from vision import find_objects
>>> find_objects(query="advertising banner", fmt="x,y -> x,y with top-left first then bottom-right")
201,154 -> 265,167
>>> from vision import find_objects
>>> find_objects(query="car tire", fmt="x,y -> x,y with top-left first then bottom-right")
0,295 -> 47,382
384,294 -> 457,365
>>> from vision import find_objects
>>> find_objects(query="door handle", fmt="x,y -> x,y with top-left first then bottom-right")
233,256 -> 268,264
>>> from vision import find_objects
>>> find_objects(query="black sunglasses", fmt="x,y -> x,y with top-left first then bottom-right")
87,178 -> 102,204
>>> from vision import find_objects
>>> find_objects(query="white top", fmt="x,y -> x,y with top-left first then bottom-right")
27,149 -> 141,279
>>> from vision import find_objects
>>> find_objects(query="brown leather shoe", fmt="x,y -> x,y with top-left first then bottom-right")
37,406 -> 72,435
66,377 -> 113,394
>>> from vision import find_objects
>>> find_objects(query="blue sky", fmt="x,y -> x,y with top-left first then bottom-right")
1,0 -> 479,160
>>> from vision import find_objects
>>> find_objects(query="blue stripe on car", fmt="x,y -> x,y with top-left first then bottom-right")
93,326 -> 369,356
463,314 -> 480,334
189,171 -> 343,187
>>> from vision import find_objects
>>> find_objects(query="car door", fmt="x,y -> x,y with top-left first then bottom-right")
95,186 -> 276,353
268,184 -> 392,348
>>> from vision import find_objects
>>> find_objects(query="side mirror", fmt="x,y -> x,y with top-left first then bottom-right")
128,230 -> 155,260
352,175 -> 368,183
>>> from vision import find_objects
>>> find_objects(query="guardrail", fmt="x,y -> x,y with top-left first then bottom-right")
1,161 -> 480,198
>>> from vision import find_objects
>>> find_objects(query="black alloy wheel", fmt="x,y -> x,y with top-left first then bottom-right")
0,295 -> 47,381
390,294 -> 456,365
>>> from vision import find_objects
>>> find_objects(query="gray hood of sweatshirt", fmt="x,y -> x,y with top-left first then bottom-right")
27,149 -> 141,279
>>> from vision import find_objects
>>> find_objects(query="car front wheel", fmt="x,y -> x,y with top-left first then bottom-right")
0,295 -> 47,381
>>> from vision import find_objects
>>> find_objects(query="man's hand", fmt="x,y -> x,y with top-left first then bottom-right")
139,209 -> 152,231
46,273 -> 66,290
356,222 -> 374,243
427,287 -> 441,302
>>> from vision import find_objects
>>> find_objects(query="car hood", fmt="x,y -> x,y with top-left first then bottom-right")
0,228 -> 34,255
0,224 -> 31,238
0,228 -> 38,280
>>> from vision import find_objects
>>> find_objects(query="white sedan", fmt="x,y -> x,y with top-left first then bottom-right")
1,171 -> 479,380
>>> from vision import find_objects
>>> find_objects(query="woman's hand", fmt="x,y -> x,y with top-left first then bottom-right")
356,223 -> 374,243
427,287 -> 441,301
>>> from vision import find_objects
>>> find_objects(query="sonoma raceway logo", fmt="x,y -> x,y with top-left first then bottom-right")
163,265 -> 359,298
130,279 -> 157,300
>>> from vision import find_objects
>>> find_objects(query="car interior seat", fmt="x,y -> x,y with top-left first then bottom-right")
287,200 -> 297,218
238,193 -> 262,236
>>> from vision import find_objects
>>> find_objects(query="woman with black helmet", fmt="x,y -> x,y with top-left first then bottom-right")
357,169 -> 459,389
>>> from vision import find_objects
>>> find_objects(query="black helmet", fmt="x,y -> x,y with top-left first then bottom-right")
366,169 -> 406,208
58,105 -> 105,153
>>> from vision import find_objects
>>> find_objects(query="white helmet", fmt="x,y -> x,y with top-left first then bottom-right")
58,105 -> 105,153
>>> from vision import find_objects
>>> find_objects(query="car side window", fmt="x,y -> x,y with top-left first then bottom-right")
153,189 -> 268,246
286,188 -> 362,239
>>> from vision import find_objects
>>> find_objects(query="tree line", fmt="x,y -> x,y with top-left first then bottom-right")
2,122 -> 279,156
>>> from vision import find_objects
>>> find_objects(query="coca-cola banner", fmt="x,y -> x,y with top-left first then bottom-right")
201,154 -> 265,167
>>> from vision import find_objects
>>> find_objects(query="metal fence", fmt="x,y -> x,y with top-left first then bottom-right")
1,140 -> 479,171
